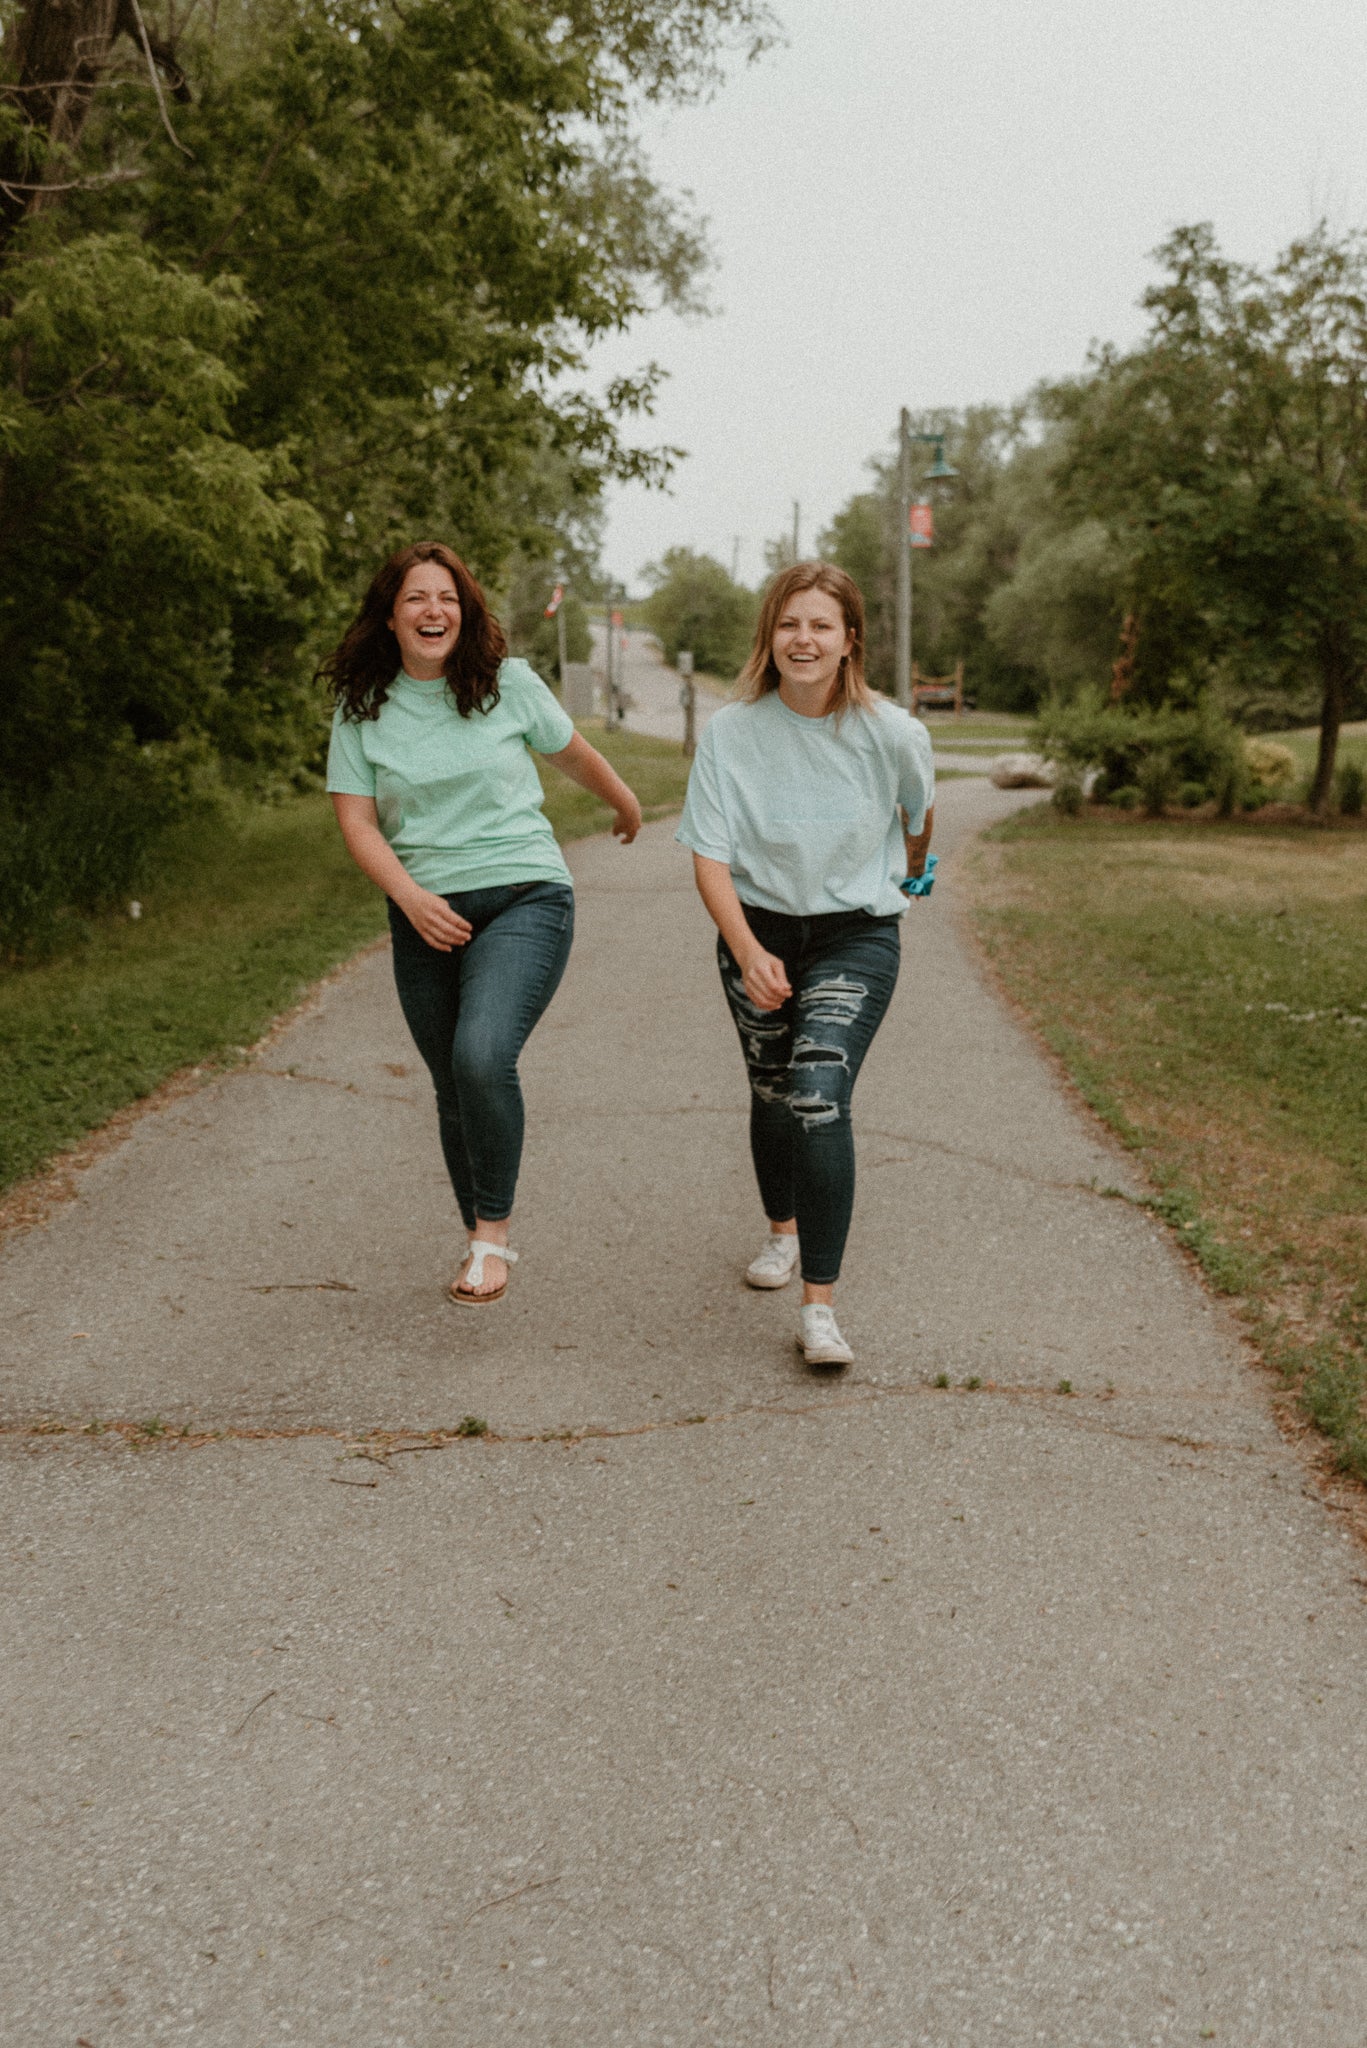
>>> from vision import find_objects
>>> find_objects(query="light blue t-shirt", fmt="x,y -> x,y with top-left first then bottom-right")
326,658 -> 575,894
675,691 -> 934,918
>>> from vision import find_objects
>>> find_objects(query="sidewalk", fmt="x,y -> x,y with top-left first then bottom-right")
4,781 -> 1366,2045
590,623 -> 722,747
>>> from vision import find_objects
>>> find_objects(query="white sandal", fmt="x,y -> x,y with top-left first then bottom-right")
450,1239 -> 518,1307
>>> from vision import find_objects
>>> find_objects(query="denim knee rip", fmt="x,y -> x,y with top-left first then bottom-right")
797,973 -> 869,1028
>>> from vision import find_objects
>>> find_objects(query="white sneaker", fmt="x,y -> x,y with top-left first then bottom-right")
797,1303 -> 854,1369
745,1232 -> 801,1290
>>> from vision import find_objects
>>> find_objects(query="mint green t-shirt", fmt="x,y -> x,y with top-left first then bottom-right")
675,691 -> 934,919
325,658 -> 575,894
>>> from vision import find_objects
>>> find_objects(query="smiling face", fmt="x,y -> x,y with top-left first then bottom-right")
389,561 -> 462,679
771,585 -> 855,705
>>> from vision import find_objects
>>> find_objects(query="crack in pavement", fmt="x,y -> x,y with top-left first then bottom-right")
0,1376 -> 1267,1461
862,1125 -> 1139,1202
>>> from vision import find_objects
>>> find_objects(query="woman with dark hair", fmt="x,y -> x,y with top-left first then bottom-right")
676,562 -> 935,1368
323,541 -> 641,1305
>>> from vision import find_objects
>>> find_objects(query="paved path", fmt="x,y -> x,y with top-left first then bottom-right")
590,623 -> 723,745
4,782 -> 1367,2045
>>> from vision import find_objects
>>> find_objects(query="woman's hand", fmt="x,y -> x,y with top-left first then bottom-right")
740,948 -> 792,1013
613,792 -> 643,844
398,886 -> 472,952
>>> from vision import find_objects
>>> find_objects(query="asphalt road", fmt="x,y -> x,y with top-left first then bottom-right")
4,781 -> 1366,2046
590,624 -> 723,746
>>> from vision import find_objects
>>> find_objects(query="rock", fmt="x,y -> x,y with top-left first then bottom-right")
989,753 -> 1056,789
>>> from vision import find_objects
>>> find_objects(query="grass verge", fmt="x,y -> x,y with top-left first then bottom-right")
965,805 -> 1367,1480
1,726 -> 691,1196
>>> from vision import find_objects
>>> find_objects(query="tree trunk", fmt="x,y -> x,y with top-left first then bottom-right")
0,0 -> 187,251
0,0 -> 121,242
1308,629 -> 1351,814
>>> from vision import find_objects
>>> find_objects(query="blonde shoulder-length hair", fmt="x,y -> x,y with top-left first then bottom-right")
737,561 -> 877,717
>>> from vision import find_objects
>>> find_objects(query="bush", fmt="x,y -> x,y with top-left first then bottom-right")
1034,693 -> 1242,809
0,751 -> 202,962
1338,760 -> 1366,817
1051,772 -> 1085,816
1112,784 -> 1142,810
1242,739 -> 1298,792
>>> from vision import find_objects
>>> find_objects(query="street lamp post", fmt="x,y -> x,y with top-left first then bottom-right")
894,409 -> 958,708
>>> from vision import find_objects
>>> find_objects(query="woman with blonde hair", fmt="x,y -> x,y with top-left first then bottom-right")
676,562 -> 934,1367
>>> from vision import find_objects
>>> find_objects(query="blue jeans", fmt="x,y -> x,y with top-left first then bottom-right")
388,881 -> 574,1229
718,906 -> 900,1285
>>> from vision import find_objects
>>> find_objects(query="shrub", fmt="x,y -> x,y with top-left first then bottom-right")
1051,772 -> 1085,816
1034,693 -> 1242,809
1338,760 -> 1366,817
1112,784 -> 1142,810
1177,781 -> 1207,808
0,750 -> 203,962
1242,739 -> 1298,792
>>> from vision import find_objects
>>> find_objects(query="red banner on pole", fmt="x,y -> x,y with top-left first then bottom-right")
544,583 -> 564,617
909,502 -> 934,548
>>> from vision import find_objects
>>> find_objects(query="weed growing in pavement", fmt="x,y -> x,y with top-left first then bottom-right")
1056,1380 -> 1074,1396
933,1372 -> 950,1389
454,1415 -> 489,1438
962,1376 -> 982,1391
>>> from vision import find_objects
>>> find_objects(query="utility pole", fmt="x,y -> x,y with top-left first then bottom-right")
792,500 -> 801,564
895,408 -> 912,709
731,535 -> 741,582
555,580 -> 568,688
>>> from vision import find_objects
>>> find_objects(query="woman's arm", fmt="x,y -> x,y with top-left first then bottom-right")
330,794 -> 472,952
543,733 -> 642,843
904,803 -> 935,880
692,854 -> 792,1013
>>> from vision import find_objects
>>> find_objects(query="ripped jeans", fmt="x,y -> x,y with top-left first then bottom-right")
718,905 -> 900,1285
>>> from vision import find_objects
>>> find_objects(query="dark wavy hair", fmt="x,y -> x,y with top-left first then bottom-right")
319,542 -> 508,722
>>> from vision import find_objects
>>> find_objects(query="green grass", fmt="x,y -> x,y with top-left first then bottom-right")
1273,719 -> 1367,783
968,808 -> 1367,1478
0,726 -> 691,1195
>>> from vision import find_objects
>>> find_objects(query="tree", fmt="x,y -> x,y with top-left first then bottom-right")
0,0 -> 775,935
820,406 -> 1083,709
1058,222 -> 1367,808
640,546 -> 755,675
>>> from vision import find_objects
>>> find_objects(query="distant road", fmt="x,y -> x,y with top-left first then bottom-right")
589,624 -> 724,747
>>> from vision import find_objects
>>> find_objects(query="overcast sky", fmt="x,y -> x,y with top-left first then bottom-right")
588,0 -> 1367,590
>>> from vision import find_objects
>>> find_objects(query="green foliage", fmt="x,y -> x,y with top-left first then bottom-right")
0,754 -> 207,962
820,406 -> 1074,710
1338,760 -> 1366,815
1057,221 -> 1367,804
0,0 -> 768,925
981,516 -> 1125,693
640,547 -> 756,676
0,235 -> 322,785
1035,694 -> 1242,807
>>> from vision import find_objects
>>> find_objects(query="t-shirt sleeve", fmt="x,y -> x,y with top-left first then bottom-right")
674,725 -> 731,862
898,716 -> 935,833
325,705 -> 376,796
509,661 -> 576,754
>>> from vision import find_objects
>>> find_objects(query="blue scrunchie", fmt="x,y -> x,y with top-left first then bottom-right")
900,853 -> 938,898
